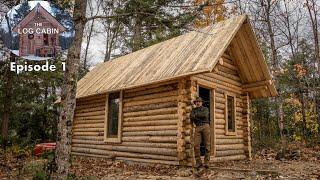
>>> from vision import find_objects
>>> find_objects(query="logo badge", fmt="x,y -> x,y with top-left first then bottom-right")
0,1 -> 74,60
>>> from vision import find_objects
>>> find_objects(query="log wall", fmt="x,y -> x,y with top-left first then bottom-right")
71,81 -> 180,165
193,53 -> 251,162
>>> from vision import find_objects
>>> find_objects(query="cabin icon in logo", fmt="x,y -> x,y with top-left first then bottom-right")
13,3 -> 66,58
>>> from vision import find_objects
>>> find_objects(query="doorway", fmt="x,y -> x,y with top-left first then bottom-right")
198,86 -> 213,156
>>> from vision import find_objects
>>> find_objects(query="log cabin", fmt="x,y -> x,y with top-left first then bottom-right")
13,3 -> 66,57
71,15 -> 277,166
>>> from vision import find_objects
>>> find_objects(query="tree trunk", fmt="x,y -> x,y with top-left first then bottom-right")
52,0 -> 87,179
83,19 -> 95,70
1,53 -> 15,149
132,14 -> 142,52
104,22 -> 120,61
263,0 -> 286,151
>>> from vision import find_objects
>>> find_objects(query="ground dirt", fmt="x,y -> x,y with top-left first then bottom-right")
0,146 -> 319,180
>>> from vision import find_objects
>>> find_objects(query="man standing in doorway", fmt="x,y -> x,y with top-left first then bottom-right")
190,97 -> 210,168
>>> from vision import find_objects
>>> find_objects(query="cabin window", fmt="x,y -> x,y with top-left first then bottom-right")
104,91 -> 122,143
225,94 -> 236,135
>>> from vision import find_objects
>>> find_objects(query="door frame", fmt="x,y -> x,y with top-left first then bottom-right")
196,83 -> 216,157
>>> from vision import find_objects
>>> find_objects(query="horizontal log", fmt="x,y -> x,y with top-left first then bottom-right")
124,82 -> 177,95
72,152 -> 179,165
74,120 -> 105,125
76,98 -> 106,105
216,144 -> 245,151
123,130 -> 177,137
75,103 -> 105,111
75,106 -> 105,114
72,147 -> 178,161
123,107 -> 177,118
211,155 -> 246,162
203,73 -> 242,87
221,61 -> 238,71
193,78 -> 217,89
74,115 -> 105,121
73,128 -> 104,132
121,142 -> 177,149
124,114 -> 178,122
215,113 -> 224,119
216,135 -> 243,139
72,137 -> 177,149
72,136 -> 104,141
216,129 -> 226,135
124,96 -> 177,107
215,102 -> 225,110
116,157 -> 179,165
216,138 -> 244,145
214,70 -> 241,82
72,143 -> 177,156
123,125 -> 177,132
73,132 -> 102,136
215,124 -> 225,129
123,120 -> 177,127
215,108 -> 224,114
75,111 -> 105,118
122,136 -> 177,143
215,150 -> 245,157
215,96 -> 243,105
77,94 -> 106,102
72,139 -> 105,145
217,65 -> 238,76
124,90 -> 178,103
72,152 -> 111,159
73,123 -> 104,128
76,100 -> 105,108
197,74 -> 242,91
215,118 -> 225,125
123,102 -> 177,113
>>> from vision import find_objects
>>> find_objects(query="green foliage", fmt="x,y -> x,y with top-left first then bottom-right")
251,98 -> 280,150
0,57 -> 63,147
251,38 -> 320,150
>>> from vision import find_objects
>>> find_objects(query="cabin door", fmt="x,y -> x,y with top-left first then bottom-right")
198,86 -> 215,156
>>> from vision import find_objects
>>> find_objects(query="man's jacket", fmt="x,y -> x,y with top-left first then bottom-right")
190,106 -> 209,126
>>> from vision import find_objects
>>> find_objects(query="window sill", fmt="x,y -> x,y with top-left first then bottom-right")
104,138 -> 121,143
225,131 -> 237,136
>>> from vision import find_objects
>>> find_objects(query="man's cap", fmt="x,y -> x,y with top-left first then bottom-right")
193,96 -> 203,103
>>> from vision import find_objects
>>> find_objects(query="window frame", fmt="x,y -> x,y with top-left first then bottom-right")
104,91 -> 123,143
225,92 -> 237,136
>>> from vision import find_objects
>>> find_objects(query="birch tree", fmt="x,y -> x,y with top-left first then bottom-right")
52,0 -> 87,178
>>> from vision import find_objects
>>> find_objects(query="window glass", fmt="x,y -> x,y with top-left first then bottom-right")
107,92 -> 120,137
227,95 -> 235,132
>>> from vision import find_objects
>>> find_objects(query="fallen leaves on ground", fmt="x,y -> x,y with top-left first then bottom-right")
1,144 -> 320,179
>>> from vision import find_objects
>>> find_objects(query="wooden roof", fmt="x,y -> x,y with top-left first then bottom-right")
13,3 -> 66,32
76,14 -> 277,99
